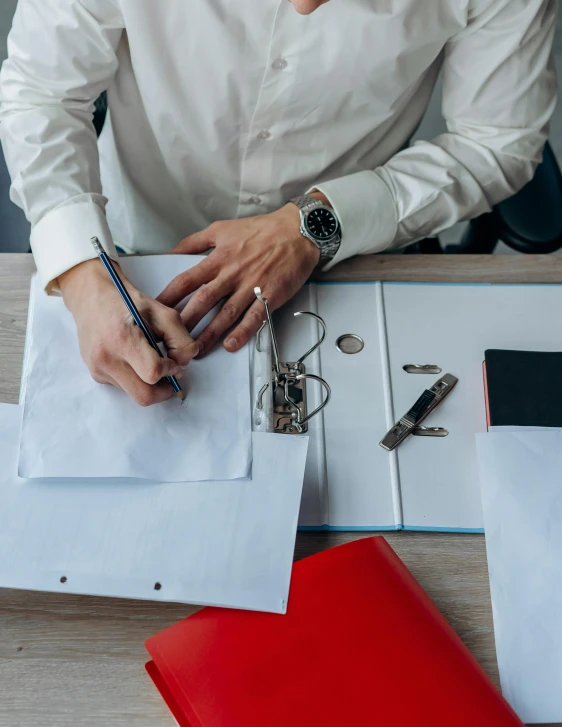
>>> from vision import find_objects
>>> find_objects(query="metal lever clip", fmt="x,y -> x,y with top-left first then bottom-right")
380,373 -> 458,451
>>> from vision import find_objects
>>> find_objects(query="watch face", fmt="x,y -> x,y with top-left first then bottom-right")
305,207 -> 338,240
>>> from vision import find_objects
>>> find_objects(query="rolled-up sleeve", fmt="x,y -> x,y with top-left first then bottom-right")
310,0 -> 557,269
0,0 -> 124,292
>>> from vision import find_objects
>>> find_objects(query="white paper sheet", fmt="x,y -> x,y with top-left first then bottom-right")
18,255 -> 252,481
476,431 -> 562,724
1,403 -> 308,613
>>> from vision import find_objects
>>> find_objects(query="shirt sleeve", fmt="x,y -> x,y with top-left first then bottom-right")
0,0 -> 124,293
310,0 -> 558,271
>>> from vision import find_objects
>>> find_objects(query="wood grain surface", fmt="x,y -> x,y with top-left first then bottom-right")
0,253 -> 558,727
314,252 -> 562,283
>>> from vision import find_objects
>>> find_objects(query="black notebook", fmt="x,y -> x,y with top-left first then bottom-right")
484,349 -> 562,428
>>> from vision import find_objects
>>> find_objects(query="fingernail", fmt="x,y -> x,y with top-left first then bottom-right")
224,337 -> 237,350
196,341 -> 204,354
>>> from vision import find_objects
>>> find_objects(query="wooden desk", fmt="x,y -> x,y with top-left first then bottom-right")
1,253 -> 559,727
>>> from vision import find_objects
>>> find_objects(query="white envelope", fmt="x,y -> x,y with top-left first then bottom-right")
19,255 -> 252,482
0,403 -> 308,614
476,430 -> 562,724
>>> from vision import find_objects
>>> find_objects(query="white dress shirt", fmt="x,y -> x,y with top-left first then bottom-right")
0,0 -> 557,292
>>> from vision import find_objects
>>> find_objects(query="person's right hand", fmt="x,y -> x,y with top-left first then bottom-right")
58,259 -> 200,406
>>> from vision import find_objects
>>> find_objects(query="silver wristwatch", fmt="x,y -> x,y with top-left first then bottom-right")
289,194 -> 341,265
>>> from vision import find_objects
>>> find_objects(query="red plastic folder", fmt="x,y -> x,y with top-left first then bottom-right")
145,537 -> 523,727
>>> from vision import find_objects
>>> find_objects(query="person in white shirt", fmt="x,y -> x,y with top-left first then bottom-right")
0,0 -> 557,406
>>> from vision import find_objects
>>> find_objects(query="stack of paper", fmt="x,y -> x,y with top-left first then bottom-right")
0,403 -> 308,612
0,254 -> 310,612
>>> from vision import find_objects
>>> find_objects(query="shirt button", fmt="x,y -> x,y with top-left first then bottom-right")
257,130 -> 271,141
248,196 -> 262,205
271,58 -> 288,71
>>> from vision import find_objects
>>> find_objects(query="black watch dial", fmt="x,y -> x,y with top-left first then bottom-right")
305,207 -> 338,240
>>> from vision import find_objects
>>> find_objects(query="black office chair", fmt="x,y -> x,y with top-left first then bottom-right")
0,143 -> 31,252
93,91 -> 108,138
407,141 -> 562,255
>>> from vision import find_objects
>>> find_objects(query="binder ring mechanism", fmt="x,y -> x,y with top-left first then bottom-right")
254,287 -> 331,434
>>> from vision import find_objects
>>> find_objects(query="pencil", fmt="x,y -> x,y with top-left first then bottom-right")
90,237 -> 183,399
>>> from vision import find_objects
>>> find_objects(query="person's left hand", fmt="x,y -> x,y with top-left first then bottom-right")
157,204 -> 321,355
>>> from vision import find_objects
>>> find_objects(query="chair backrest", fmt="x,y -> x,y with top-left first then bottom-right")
495,141 -> 562,254
0,143 -> 31,252
94,91 -> 107,138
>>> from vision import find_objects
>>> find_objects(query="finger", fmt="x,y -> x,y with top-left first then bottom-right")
123,329 -> 185,386
180,277 -> 233,333
156,258 -> 216,308
90,369 -> 121,388
111,361 -> 175,407
224,299 -> 267,352
173,229 -> 215,255
196,289 -> 256,356
148,305 -> 201,366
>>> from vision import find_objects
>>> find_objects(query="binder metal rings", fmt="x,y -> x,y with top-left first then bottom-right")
254,287 -> 331,434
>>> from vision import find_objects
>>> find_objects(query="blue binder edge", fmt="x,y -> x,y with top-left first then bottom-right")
314,281 -> 561,288
298,525 -> 484,533
314,281 -> 492,287
298,525 -> 401,532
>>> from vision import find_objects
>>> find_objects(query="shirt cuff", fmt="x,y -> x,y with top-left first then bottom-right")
307,169 -> 398,271
30,198 -> 119,294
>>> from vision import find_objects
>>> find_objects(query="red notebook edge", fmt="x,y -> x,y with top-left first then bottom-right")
146,653 -> 202,727
376,538 -> 517,712
483,359 -> 491,430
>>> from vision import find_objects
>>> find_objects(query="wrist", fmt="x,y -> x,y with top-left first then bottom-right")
309,190 -> 331,208
278,203 -> 321,266
58,259 -> 97,298
58,258 -> 124,310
